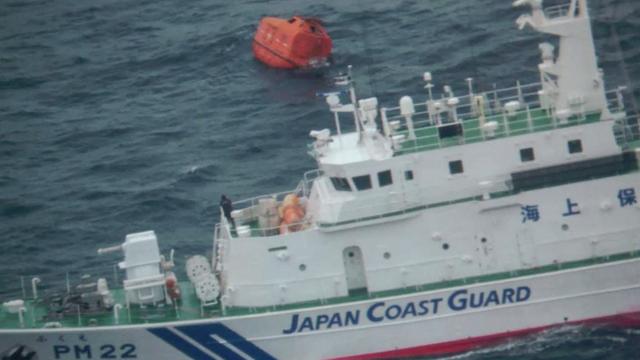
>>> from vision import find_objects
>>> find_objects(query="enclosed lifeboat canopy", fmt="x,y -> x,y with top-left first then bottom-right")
253,16 -> 332,69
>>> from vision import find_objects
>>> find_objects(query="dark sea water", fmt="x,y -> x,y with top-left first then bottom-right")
1,0 -> 640,358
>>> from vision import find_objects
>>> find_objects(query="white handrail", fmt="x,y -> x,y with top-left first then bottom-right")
544,3 -> 572,19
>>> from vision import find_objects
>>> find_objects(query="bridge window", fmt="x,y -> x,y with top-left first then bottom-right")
378,170 -> 393,187
520,147 -> 535,162
568,139 -> 583,154
449,160 -> 464,175
331,177 -> 352,192
405,170 -> 414,181
353,175 -> 372,191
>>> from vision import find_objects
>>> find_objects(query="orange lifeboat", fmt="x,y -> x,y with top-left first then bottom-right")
253,16 -> 332,69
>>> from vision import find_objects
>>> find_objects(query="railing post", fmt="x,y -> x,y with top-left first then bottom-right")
21,276 -> 26,300
616,86 -> 626,112
381,108 -> 391,138
517,80 -> 524,104
502,112 -> 510,136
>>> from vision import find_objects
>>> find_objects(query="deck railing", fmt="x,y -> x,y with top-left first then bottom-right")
213,221 -> 231,273
615,116 -> 640,149
229,169 -> 321,212
0,270 -> 208,329
381,84 -> 631,155
544,3 -> 573,19
213,170 -> 323,238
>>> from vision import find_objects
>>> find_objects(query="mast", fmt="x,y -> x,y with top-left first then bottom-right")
514,0 -> 610,120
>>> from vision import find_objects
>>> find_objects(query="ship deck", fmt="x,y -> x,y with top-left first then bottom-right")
377,83 -> 638,157
3,250 -> 640,330
393,107 -> 603,156
0,282 -> 222,330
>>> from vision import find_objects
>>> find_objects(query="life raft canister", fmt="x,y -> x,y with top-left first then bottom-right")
252,16 -> 332,69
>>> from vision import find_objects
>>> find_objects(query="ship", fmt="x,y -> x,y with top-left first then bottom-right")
2,0 -> 639,359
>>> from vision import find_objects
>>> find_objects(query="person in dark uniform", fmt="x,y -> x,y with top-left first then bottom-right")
220,195 -> 235,228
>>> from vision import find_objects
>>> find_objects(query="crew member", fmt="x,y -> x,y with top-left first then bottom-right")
220,195 -> 235,228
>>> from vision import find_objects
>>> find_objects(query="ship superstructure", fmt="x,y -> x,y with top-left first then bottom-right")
214,0 -> 639,310
1,1 -> 639,359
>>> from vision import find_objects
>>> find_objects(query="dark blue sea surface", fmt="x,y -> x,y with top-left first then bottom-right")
1,0 -> 639,358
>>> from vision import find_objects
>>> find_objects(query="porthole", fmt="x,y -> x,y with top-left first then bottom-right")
383,252 -> 391,259
481,237 -> 487,243
442,243 -> 450,250
348,252 -> 354,258
561,224 -> 569,231
299,264 -> 307,271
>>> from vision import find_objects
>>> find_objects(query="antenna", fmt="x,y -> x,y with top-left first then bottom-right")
356,0 -> 378,95
466,78 -> 474,99
424,72 -> 435,124
334,66 -> 366,140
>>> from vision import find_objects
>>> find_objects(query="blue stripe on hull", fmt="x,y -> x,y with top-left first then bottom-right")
149,323 -> 276,360
148,327 -> 216,360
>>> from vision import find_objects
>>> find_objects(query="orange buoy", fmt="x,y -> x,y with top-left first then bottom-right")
253,16 -> 332,69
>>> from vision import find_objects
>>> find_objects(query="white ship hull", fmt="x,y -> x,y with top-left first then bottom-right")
2,257 -> 639,360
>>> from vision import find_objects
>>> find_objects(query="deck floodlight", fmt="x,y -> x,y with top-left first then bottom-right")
326,94 -> 341,108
